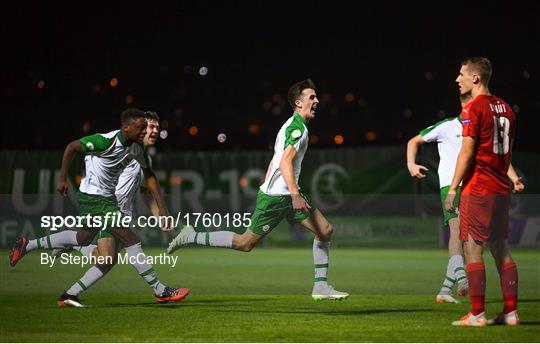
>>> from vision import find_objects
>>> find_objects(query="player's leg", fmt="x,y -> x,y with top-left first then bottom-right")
451,233 -> 487,326
168,191 -> 283,253
451,193 -> 488,326
487,238 -> 519,325
112,227 -> 189,302
59,235 -> 117,307
10,227 -> 100,267
298,208 -> 348,301
487,194 -> 519,325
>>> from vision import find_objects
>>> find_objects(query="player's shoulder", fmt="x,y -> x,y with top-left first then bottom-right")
420,117 -> 456,136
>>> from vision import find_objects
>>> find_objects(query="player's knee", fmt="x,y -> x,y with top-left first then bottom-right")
320,223 -> 334,241
240,242 -> 255,252
77,236 -> 93,246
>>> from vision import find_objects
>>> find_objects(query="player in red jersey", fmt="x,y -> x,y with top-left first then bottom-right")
445,57 -> 520,327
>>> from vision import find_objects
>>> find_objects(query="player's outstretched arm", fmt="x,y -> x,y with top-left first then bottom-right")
57,139 -> 83,197
279,146 -> 310,213
507,163 -> 525,193
142,168 -> 172,231
140,186 -> 160,217
445,136 -> 476,212
406,135 -> 429,179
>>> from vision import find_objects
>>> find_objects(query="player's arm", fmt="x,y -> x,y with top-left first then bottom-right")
445,136 -> 476,212
142,167 -> 172,231
279,146 -> 310,213
140,186 -> 160,217
406,135 -> 429,178
57,139 -> 83,196
507,163 -> 525,193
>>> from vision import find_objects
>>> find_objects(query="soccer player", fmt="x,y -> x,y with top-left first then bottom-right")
445,57 -> 520,326
9,108 -> 179,306
52,111 -> 189,306
168,79 -> 349,301
407,94 -> 472,304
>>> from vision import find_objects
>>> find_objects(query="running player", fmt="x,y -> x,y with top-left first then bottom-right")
52,111 -> 189,306
445,57 -> 520,326
10,108 -> 177,306
168,79 -> 349,301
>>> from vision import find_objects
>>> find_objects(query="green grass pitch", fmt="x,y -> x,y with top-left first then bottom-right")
1,248 -> 539,342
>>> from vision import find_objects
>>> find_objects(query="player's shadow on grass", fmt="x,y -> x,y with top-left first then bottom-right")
485,298 -> 540,304
211,308 -> 434,316
102,298 -> 273,308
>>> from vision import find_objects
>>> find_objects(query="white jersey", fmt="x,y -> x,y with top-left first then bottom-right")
79,130 -> 150,197
260,113 -> 309,195
420,116 -> 462,188
115,159 -> 144,216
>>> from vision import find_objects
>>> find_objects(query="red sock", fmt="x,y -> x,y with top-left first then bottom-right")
467,262 -> 486,315
501,261 -> 518,314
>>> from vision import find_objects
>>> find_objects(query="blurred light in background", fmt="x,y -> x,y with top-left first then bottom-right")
309,134 -> 319,144
345,92 -> 355,102
199,66 -> 208,76
159,130 -> 168,139
37,80 -> 45,89
248,124 -> 260,134
189,126 -> 199,136
217,133 -> 227,143
334,134 -> 344,145
366,131 -> 377,142
110,77 -> 118,87
125,95 -> 134,104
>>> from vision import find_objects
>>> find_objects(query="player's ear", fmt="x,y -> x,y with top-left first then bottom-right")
472,74 -> 480,84
295,98 -> 302,108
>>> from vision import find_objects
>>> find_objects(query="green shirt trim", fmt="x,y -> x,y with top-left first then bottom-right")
284,113 -> 306,149
419,117 -> 457,137
116,131 -> 127,146
80,133 -> 116,153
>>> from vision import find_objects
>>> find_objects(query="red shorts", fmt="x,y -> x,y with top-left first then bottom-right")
459,193 -> 510,243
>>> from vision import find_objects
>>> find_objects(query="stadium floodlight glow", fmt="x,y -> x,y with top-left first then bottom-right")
159,130 -> 168,139
189,126 -> 199,136
217,133 -> 227,143
110,77 -> 118,87
199,66 -> 208,76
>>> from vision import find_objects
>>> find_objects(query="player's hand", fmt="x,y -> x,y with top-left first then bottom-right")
407,163 -> 429,179
56,179 -> 69,197
513,177 -> 525,193
444,189 -> 457,213
158,209 -> 173,232
292,193 -> 311,213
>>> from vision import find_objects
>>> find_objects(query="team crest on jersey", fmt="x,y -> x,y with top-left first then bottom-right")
262,225 -> 270,232
292,129 -> 302,139
86,142 -> 94,151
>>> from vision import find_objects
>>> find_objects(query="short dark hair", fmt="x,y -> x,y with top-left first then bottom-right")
288,79 -> 316,108
461,57 -> 492,85
120,108 -> 146,125
144,110 -> 160,122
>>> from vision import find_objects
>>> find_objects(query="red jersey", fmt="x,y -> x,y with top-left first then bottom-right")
461,94 -> 515,195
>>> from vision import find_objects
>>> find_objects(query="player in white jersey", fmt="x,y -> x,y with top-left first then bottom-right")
10,109 -> 177,307
51,112 -> 189,306
407,94 -> 524,304
167,79 -> 348,300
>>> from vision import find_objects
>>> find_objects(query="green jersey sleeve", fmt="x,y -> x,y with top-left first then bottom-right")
284,117 -> 305,150
80,133 -> 116,153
